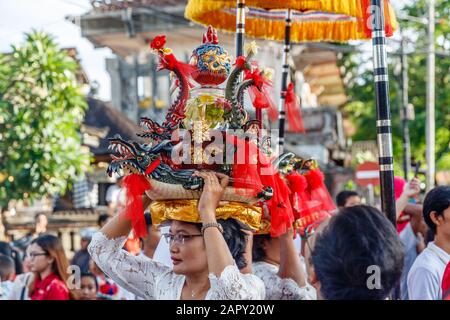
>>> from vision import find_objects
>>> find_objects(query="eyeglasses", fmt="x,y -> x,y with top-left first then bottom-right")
163,233 -> 203,246
26,252 -> 48,259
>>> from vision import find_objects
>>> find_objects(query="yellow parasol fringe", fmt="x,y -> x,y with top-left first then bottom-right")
185,0 -> 398,43
186,0 -> 364,18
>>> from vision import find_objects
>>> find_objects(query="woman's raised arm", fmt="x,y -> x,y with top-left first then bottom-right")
88,195 -> 170,299
100,196 -> 152,239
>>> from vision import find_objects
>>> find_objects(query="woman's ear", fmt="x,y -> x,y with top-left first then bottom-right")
430,211 -> 442,227
46,255 -> 55,266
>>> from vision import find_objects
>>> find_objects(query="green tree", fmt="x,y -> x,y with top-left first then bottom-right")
0,31 -> 91,209
341,0 -> 450,175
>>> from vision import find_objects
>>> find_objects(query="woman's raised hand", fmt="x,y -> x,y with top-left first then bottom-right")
193,171 -> 229,222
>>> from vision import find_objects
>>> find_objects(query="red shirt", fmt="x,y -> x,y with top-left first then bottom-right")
30,272 -> 69,300
443,262 -> 450,300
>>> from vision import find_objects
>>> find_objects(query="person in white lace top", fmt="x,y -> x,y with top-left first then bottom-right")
251,228 -> 316,300
88,172 -> 265,300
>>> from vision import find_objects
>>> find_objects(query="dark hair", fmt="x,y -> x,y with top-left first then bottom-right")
426,228 -> 435,245
80,272 -> 99,290
0,241 -> 23,275
311,205 -> 404,300
34,213 -> 47,222
252,234 -> 271,262
0,242 -> 12,257
423,186 -> 450,233
97,214 -> 110,227
0,254 -> 15,280
193,219 -> 247,270
336,190 -> 360,207
144,212 -> 152,227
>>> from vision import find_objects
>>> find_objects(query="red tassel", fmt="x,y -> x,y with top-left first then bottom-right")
122,174 -> 151,238
258,154 -> 295,237
304,168 -> 336,212
226,135 -> 263,196
266,101 -> 279,122
285,172 -> 322,219
244,68 -> 278,121
226,135 -> 294,236
285,83 -> 305,133
269,173 -> 295,237
233,144 -> 263,196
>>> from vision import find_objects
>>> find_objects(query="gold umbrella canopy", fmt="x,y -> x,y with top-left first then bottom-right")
185,0 -> 398,42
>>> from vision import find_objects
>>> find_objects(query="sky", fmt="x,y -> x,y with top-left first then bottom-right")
0,0 -> 113,101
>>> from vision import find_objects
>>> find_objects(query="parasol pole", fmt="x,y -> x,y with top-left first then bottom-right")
278,9 -> 292,154
425,0 -> 435,192
371,0 -> 399,299
235,0 -> 245,57
235,0 -> 266,130
400,34 -> 411,181
370,1 -> 397,226
235,1 -> 262,129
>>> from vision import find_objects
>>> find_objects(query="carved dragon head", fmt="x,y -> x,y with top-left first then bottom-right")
107,135 -> 157,177
137,117 -> 173,141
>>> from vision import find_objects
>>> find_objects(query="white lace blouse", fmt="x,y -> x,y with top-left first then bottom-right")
252,261 -> 316,300
88,232 -> 265,300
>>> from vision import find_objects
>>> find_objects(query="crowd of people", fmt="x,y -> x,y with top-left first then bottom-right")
0,173 -> 449,301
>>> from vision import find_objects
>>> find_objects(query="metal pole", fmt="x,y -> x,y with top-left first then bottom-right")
235,0 -> 245,57
368,184 -> 375,207
371,0 -> 399,300
401,35 -> 411,181
278,9 -> 292,154
370,0 -> 397,226
426,0 -> 435,192
134,54 -> 140,122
